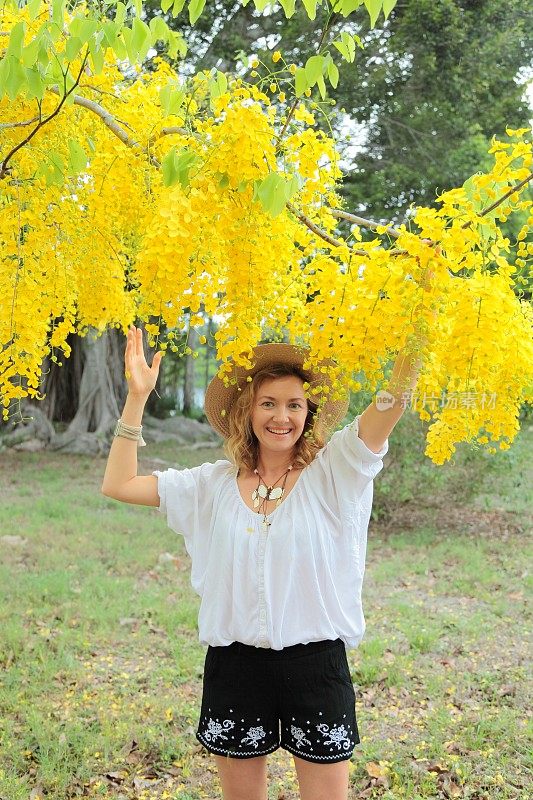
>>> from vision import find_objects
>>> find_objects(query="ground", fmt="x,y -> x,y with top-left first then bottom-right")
0,418 -> 531,800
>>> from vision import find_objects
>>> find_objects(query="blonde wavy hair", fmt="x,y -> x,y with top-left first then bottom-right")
224,364 -> 327,473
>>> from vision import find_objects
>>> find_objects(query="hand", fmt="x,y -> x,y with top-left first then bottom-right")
124,326 -> 164,398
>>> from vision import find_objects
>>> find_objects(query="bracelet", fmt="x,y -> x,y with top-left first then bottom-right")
114,419 -> 146,447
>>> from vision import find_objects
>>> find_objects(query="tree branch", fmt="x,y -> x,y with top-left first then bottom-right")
476,171 -> 533,220
0,51 -> 89,180
331,208 -> 401,238
286,202 -> 369,256
0,116 -> 41,130
48,87 -> 161,168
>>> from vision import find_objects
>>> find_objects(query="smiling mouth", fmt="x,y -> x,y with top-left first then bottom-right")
266,428 -> 292,436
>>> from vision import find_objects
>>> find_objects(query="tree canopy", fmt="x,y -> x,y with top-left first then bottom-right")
0,0 -> 532,464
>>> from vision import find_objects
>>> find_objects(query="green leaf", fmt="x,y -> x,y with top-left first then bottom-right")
25,66 -> 45,101
89,39 -> 105,74
27,0 -> 41,22
0,57 -> 10,99
65,36 -> 83,62
111,36 -> 127,60
364,0 -> 382,27
150,16 -> 169,44
304,55 -> 324,87
316,73 -> 326,100
340,0 -> 363,15
37,150 -> 64,187
68,139 -> 88,174
21,37 -> 40,68
121,26 -> 138,64
161,0 -> 174,11
52,0 -> 65,27
132,17 -> 151,60
279,0 -> 296,17
218,173 -> 230,189
162,147 -> 179,186
255,172 -> 299,217
327,59 -> 339,89
115,2 -> 127,27
102,21 -> 119,50
301,0 -> 318,21
166,30 -> 186,60
295,67 -> 308,97
171,0 -> 187,16
332,31 -> 356,63
382,0 -> 397,18
188,0 -> 206,24
162,147 -> 200,187
4,57 -> 27,101
160,81 -> 185,116
175,148 -> 200,187
69,17 -> 98,45
7,22 -> 26,59
134,0 -> 142,16
209,69 -> 227,101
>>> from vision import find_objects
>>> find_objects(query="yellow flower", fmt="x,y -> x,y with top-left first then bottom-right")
272,51 -> 282,63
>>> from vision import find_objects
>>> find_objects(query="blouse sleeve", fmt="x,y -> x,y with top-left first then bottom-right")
311,413 -> 388,504
152,459 -> 231,546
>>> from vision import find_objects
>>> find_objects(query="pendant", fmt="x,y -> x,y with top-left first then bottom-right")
257,484 -> 269,499
269,487 -> 283,500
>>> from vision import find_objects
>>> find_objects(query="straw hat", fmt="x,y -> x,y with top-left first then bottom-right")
204,342 -> 349,439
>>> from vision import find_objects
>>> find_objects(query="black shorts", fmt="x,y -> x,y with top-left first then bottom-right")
196,638 -> 359,763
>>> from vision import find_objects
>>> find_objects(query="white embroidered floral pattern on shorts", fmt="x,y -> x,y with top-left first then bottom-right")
316,722 -> 351,751
203,718 -> 235,742
291,725 -> 312,749
240,725 -> 266,749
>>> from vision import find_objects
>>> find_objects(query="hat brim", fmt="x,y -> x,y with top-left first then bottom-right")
204,343 -> 349,439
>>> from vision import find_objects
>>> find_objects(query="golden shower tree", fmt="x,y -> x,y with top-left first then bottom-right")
1,0 -> 532,463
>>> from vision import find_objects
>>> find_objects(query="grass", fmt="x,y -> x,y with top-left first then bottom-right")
0,415 -> 531,799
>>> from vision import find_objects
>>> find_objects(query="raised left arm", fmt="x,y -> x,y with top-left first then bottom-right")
357,262 -> 438,454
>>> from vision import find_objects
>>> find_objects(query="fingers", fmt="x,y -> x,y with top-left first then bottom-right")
126,325 -> 143,359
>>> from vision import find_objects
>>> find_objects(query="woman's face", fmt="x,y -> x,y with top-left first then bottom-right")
250,375 -> 309,457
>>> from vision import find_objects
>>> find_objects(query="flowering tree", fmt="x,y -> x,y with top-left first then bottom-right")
1,0 -> 532,463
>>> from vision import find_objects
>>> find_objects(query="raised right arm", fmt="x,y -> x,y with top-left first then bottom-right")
101,326 -> 164,507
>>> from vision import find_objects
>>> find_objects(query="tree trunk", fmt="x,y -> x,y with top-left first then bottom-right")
45,328 -> 126,453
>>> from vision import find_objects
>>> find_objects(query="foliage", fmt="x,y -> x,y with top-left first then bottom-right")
148,0 -> 533,225
341,0 -> 533,220
0,0 -> 532,465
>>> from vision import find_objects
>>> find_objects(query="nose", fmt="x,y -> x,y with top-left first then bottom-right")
272,408 -> 290,423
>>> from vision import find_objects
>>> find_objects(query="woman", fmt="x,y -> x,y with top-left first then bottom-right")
102,327 -> 419,800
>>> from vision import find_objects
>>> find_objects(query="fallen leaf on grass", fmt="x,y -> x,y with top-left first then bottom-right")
119,617 -> 140,627
364,761 -> 390,790
365,761 -> 387,779
105,771 -> 127,784
133,775 -> 163,792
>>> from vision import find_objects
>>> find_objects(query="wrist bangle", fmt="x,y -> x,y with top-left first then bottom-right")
114,419 -> 146,447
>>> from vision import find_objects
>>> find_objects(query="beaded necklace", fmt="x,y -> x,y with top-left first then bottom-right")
252,465 -> 293,530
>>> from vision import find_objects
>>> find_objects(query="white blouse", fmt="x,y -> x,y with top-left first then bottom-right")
153,414 -> 388,651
